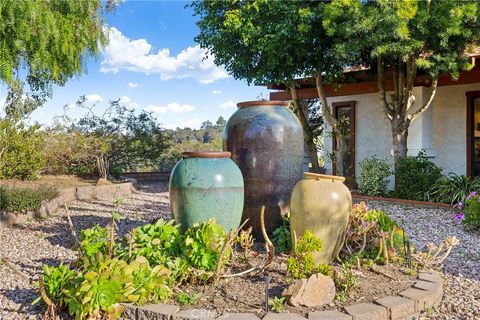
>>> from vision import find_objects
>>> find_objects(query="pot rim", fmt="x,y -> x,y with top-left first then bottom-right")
182,151 -> 232,159
304,172 -> 346,182
237,100 -> 290,108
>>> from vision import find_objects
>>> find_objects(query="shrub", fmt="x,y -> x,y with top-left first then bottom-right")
287,230 -> 323,279
0,118 -> 45,180
41,130 -> 106,175
358,156 -> 392,196
394,151 -> 442,201
425,173 -> 480,205
0,186 -> 58,214
457,192 -> 480,230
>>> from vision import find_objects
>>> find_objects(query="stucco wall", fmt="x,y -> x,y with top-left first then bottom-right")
431,83 -> 480,175
323,82 -> 480,185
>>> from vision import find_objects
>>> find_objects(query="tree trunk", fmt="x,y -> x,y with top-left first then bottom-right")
390,117 -> 409,165
314,73 -> 353,179
96,154 -> 109,179
290,87 -> 321,173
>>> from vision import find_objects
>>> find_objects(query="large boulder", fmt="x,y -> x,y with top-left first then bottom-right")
282,273 -> 335,307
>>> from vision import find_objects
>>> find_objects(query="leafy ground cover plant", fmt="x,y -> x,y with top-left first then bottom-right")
0,185 -> 58,214
426,173 -> 480,205
272,213 -> 292,254
455,192 -> 480,230
333,262 -> 358,302
412,236 -> 460,269
287,230 -> 325,279
358,156 -> 392,196
176,292 -> 201,305
37,213 -> 231,320
344,203 -> 404,265
268,296 -> 286,313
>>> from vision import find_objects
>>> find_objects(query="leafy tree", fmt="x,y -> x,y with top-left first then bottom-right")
42,128 -> 109,175
191,1 -> 359,176
324,0 -> 480,167
0,0 -> 108,113
159,117 -> 225,171
58,96 -> 170,179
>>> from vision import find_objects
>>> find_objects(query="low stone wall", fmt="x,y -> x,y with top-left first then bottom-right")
0,181 -> 135,228
121,172 -> 170,183
120,270 -> 443,320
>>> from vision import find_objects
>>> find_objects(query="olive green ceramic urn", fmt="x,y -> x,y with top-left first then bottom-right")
169,151 -> 244,232
224,101 -> 304,238
290,172 -> 352,264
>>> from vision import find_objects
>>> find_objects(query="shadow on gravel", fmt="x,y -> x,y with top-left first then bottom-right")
14,215 -> 149,250
0,288 -> 43,316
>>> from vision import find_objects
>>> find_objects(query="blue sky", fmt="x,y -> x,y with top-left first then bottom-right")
4,0 -> 269,129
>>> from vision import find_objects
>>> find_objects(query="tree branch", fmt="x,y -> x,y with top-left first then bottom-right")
398,57 -> 405,114
377,58 -> 394,121
315,72 -> 338,130
407,76 -> 438,123
405,56 -> 417,112
290,86 -> 321,173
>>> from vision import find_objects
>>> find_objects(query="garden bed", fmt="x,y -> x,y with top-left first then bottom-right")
179,251 -> 416,317
1,182 -> 478,319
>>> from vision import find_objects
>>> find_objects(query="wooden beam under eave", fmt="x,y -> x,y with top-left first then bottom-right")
269,67 -> 480,100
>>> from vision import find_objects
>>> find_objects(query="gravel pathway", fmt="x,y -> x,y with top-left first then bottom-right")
366,201 -> 480,320
1,184 -> 479,319
0,183 -> 171,320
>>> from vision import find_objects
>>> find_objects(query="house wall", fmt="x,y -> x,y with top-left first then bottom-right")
323,82 -> 480,185
431,83 -> 480,174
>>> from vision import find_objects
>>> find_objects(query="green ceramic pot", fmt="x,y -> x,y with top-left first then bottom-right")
169,151 -> 244,232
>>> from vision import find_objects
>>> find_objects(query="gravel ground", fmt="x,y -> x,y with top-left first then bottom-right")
366,201 -> 480,320
1,184 -> 479,319
0,183 -> 172,320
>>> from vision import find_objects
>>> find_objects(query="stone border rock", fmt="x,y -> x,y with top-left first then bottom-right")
0,181 -> 136,228
120,270 -> 443,320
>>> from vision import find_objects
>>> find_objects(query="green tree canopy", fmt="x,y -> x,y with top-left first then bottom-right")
324,0 -> 480,164
191,0 -> 359,174
0,0 -> 108,110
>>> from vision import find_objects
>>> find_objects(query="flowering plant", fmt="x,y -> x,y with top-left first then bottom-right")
455,191 -> 480,230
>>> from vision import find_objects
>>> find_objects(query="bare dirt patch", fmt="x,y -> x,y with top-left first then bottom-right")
0,174 -> 97,189
178,249 -> 416,318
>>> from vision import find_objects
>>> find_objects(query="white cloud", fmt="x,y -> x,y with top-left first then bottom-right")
167,102 -> 195,113
145,105 -> 167,113
180,118 -> 203,129
211,90 -> 222,95
146,102 -> 196,114
118,95 -> 139,108
219,100 -> 236,109
119,95 -> 131,104
101,27 -> 229,84
85,94 -> 103,103
128,82 -> 140,88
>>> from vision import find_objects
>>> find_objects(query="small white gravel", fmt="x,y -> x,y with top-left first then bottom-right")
366,201 -> 480,320
0,183 -> 171,320
1,186 -> 479,319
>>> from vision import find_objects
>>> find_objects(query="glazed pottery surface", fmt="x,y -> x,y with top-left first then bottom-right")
224,101 -> 304,237
169,152 -> 244,232
290,173 -> 352,264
